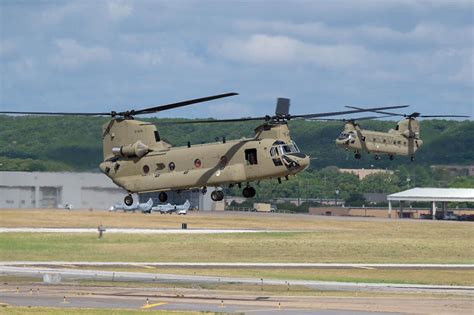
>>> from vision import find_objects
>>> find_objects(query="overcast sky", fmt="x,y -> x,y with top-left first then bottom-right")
1,0 -> 472,119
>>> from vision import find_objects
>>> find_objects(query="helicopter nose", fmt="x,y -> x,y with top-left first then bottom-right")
298,154 -> 310,171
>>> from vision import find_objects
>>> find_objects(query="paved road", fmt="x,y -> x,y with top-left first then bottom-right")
0,286 -> 401,315
1,261 -> 473,270
2,266 -> 473,294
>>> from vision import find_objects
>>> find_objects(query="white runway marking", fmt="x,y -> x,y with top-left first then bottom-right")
0,261 -> 473,269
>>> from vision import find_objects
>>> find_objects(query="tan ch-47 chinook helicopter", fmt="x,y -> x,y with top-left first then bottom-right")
324,106 -> 469,161
0,93 -> 408,206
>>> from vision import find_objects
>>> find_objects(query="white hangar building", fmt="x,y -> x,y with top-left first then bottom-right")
0,171 -> 215,210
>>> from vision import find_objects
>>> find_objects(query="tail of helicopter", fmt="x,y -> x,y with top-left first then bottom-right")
101,118 -> 166,161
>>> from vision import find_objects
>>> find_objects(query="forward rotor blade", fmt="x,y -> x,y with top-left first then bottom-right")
345,106 -> 470,119
162,116 -> 270,124
0,111 -> 110,116
132,92 -> 238,115
293,105 -> 409,119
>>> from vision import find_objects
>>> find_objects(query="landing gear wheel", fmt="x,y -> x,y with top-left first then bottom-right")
201,186 -> 207,195
374,155 -> 381,160
410,156 -> 415,162
354,153 -> 361,160
389,155 -> 394,160
242,186 -> 256,198
159,192 -> 168,203
124,195 -> 133,206
211,190 -> 224,201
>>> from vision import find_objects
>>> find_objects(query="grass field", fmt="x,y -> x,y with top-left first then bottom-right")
1,210 -> 473,286
1,228 -> 473,264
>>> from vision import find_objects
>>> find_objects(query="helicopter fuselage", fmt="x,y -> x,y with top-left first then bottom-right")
99,119 -> 310,194
335,122 -> 423,158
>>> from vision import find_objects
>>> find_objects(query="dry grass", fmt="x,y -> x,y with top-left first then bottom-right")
1,227 -> 473,264
0,209 -> 335,230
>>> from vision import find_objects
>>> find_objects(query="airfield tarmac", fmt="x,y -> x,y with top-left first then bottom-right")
0,209 -> 473,314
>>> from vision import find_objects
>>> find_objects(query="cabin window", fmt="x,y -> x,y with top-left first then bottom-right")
245,148 -> 258,165
361,136 -> 366,142
143,165 -> 150,174
194,159 -> 202,168
383,139 -> 386,143
169,162 -> 175,171
154,131 -> 160,142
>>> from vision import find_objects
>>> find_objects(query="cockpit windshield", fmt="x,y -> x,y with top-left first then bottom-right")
337,131 -> 354,140
270,141 -> 300,156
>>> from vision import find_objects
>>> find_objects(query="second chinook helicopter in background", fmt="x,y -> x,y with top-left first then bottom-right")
324,107 -> 469,161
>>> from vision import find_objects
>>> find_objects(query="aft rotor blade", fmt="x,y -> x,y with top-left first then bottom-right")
344,106 -> 404,116
132,92 -> 239,115
309,115 -> 393,122
293,105 -> 409,119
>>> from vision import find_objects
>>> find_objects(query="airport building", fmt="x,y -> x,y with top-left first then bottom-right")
0,171 -> 216,210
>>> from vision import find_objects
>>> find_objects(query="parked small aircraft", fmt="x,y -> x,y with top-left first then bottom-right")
150,200 -> 191,214
110,197 -> 153,213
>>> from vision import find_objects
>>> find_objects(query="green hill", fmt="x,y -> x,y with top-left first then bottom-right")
0,115 -> 472,172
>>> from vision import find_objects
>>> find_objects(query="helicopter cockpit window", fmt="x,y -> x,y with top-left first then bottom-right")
271,141 -> 300,156
338,132 -> 355,140
270,147 -> 279,157
154,131 -> 160,142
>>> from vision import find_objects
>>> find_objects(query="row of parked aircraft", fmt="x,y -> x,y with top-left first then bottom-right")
110,199 -> 191,214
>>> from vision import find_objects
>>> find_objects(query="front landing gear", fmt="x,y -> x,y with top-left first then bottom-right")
211,190 -> 224,201
124,195 -> 133,206
242,186 -> 256,198
354,152 -> 361,159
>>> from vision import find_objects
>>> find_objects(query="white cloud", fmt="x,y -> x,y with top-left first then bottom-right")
127,51 -> 162,66
107,0 -> 133,20
235,20 -> 473,48
206,102 -> 252,118
213,34 -> 368,68
50,39 -> 110,69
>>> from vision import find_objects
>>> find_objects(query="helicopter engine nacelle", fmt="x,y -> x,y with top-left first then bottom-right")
112,140 -> 150,158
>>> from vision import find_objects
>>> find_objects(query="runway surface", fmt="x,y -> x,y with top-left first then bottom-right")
0,227 -> 287,234
1,261 -> 473,270
0,284 -> 407,315
1,281 -> 472,314
2,266 -> 473,294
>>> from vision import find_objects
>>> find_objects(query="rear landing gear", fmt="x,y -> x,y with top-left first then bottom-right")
354,153 -> 361,159
211,190 -> 224,201
159,192 -> 168,203
242,186 -> 256,198
389,155 -> 394,160
124,195 -> 133,206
